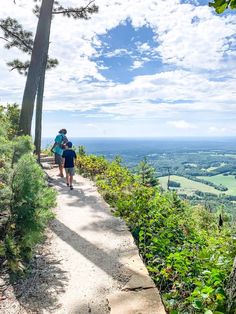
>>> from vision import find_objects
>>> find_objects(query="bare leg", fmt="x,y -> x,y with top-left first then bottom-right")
66,172 -> 69,185
59,163 -> 64,177
69,175 -> 73,187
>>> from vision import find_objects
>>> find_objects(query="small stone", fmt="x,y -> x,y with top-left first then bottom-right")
0,278 -> 5,287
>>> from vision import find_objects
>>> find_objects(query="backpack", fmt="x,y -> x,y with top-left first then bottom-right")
59,134 -> 68,149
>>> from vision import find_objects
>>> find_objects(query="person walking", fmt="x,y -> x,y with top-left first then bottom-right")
62,141 -> 77,190
51,129 -> 68,177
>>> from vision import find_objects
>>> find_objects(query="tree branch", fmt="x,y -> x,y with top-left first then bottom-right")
52,0 -> 97,16
0,36 -> 11,43
53,0 -> 95,13
9,65 -> 28,72
0,24 -> 32,52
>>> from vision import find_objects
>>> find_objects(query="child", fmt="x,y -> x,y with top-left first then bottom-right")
62,141 -> 77,190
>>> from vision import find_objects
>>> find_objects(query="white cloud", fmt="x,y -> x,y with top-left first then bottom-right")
168,120 -> 196,129
208,126 -> 227,134
1,0 -> 236,136
130,60 -> 144,70
105,48 -> 130,58
137,42 -> 151,53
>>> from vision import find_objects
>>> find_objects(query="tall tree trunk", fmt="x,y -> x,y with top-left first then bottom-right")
34,44 -> 48,162
18,0 -> 54,135
34,70 -> 45,162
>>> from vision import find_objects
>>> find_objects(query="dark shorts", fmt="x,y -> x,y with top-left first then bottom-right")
55,153 -> 63,165
65,168 -> 75,175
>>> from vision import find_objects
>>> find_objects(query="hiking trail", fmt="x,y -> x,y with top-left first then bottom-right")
1,167 -> 166,314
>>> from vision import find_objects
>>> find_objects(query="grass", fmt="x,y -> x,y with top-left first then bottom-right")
198,174 -> 236,196
159,175 -> 220,195
205,163 -> 226,172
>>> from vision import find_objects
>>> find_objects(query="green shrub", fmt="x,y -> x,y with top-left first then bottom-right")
0,104 -> 56,274
135,157 -> 159,187
0,104 -> 20,140
77,153 -> 236,313
168,180 -> 181,188
76,154 -> 109,178
12,135 -> 34,164
4,154 -> 56,271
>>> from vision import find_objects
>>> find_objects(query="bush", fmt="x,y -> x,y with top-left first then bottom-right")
169,180 -> 181,188
76,153 -> 236,313
76,154 -> 109,178
0,104 -> 56,274
135,157 -> 159,187
3,154 -> 56,272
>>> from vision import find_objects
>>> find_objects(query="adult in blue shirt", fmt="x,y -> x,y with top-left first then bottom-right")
51,129 -> 68,177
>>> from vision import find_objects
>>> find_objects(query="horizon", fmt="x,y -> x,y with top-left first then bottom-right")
42,136 -> 236,139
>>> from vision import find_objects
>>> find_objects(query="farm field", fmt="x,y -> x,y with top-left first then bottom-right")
158,175 -> 220,195
198,174 -> 236,196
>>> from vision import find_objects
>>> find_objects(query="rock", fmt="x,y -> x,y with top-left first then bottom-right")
0,278 -> 5,287
108,288 -> 166,314
41,162 -> 53,170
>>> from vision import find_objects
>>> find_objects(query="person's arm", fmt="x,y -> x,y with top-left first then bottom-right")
51,142 -> 57,153
51,135 -> 62,152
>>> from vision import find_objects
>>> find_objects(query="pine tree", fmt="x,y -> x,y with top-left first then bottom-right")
18,0 -> 98,136
0,17 -> 58,160
0,1 -> 98,158
136,157 -> 159,187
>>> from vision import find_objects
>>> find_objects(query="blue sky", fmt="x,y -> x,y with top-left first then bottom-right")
1,0 -> 236,137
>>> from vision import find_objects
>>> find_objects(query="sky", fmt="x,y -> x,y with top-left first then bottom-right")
1,0 -> 236,137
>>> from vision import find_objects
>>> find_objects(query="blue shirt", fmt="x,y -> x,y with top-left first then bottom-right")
54,134 -> 66,156
62,149 -> 77,168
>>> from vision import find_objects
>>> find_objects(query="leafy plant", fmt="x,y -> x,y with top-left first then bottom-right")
209,0 -> 236,13
135,157 -> 159,187
5,154 -> 56,266
0,104 -> 56,274
77,152 -> 236,313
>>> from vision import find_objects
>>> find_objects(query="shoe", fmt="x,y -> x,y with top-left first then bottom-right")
67,183 -> 69,187
70,186 -> 73,190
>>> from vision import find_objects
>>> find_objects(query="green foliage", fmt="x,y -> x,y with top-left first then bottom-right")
209,0 -> 236,13
135,157 -> 159,187
0,17 -> 59,75
0,105 -> 18,217
12,135 -> 34,164
169,180 -> 181,188
77,154 -> 109,179
96,159 -> 135,204
0,104 -> 20,140
5,154 -> 56,266
77,152 -> 236,313
77,145 -> 86,156
77,152 -> 135,204
0,104 -> 56,273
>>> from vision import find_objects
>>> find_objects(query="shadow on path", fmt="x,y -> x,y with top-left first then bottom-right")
49,175 -> 106,212
11,241 -> 69,313
50,218 -> 130,284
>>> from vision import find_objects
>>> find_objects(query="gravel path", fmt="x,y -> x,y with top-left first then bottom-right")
0,168 -> 166,314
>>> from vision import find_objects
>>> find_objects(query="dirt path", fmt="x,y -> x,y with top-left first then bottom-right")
1,168 -> 166,314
